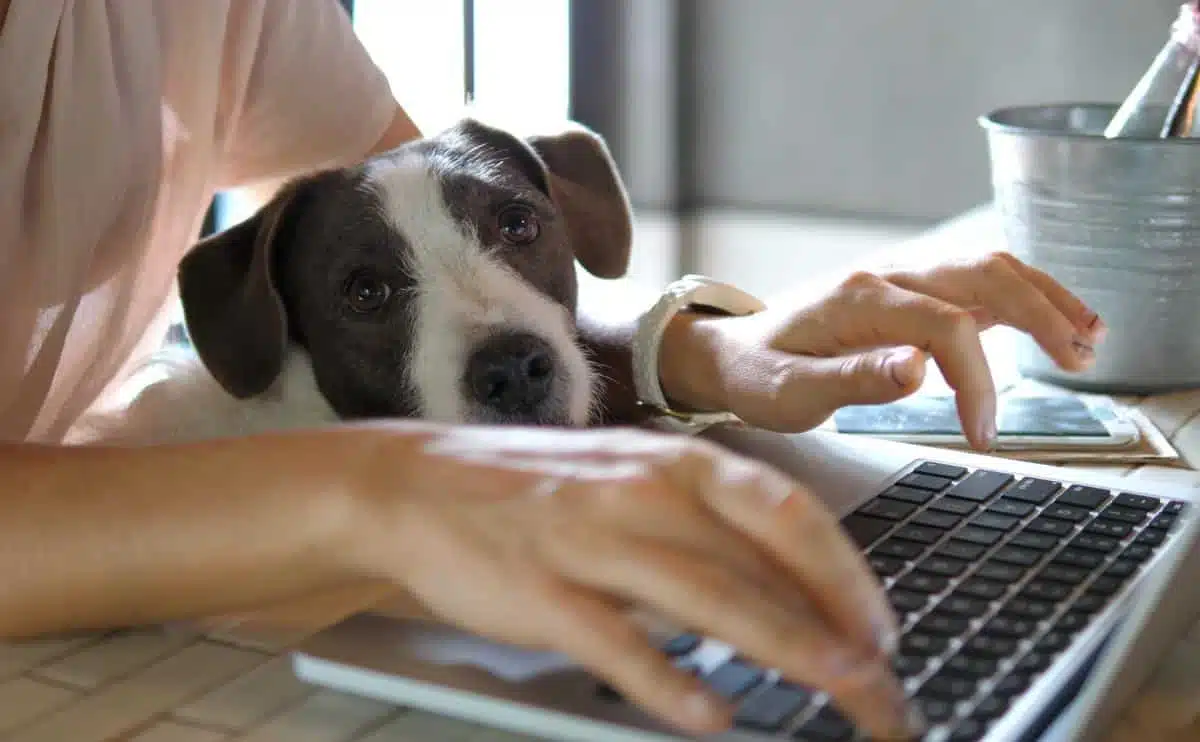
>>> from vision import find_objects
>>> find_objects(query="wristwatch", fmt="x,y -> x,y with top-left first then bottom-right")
632,274 -> 767,434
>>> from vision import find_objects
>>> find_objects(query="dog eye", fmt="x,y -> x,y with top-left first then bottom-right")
343,271 -> 392,313
497,204 -> 540,245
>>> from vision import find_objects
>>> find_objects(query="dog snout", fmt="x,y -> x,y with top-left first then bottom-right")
464,331 -> 557,417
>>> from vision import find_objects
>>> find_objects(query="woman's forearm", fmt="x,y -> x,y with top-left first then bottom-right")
0,427 -> 427,639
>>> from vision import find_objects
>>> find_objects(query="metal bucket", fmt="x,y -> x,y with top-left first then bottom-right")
980,102 -> 1200,394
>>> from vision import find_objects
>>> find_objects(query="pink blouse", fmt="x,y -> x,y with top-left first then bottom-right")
0,0 -> 397,442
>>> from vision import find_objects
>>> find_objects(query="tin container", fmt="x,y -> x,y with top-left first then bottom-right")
979,102 -> 1200,394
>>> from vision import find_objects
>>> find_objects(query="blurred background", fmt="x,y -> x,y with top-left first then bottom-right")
211,0 -> 1181,297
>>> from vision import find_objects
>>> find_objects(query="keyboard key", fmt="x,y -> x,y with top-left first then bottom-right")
929,497 -> 979,516
841,514 -> 894,548
1135,529 -> 1166,547
1085,520 -> 1132,538
1039,563 -> 1089,584
705,660 -> 765,699
1165,501 -> 1187,515
914,696 -> 956,724
1026,517 -> 1075,537
936,540 -> 987,561
954,526 -> 1003,546
901,633 -> 950,657
858,498 -> 918,521
1070,533 -> 1120,553
892,654 -> 928,679
964,634 -> 1018,659
948,470 -> 1014,502
1074,593 -> 1108,615
992,673 -> 1032,697
896,572 -> 949,594
992,546 -> 1041,567
971,512 -> 1020,531
1057,485 -> 1110,509
1104,559 -> 1140,580
1001,597 -> 1055,620
794,705 -> 853,741
1148,513 -> 1176,531
892,525 -> 943,545
889,589 -> 929,615
975,561 -> 1026,582
899,473 -> 954,492
881,485 -> 936,506
942,653 -> 998,678
1021,580 -> 1074,602
916,556 -> 969,578
873,539 -> 926,560
1015,651 -> 1053,674
912,510 -> 963,529
940,595 -> 991,618
1053,548 -> 1105,570
1056,612 -> 1091,634
949,719 -> 989,742
915,462 -> 968,479
1042,504 -> 1090,523
970,694 -> 1011,722
733,683 -> 811,732
920,674 -> 977,701
1121,543 -> 1153,562
1099,506 -> 1148,526
1005,477 -> 1060,504
1038,631 -> 1073,654
1114,493 -> 1160,511
1009,531 -> 1059,551
987,499 -> 1036,518
982,615 -> 1037,639
916,613 -> 970,637
662,634 -> 701,656
869,555 -> 906,578
958,578 -> 1007,600
1086,576 -> 1124,596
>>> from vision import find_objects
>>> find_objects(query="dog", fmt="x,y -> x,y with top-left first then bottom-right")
67,118 -> 634,446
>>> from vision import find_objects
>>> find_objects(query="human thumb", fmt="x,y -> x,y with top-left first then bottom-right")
732,346 -> 929,433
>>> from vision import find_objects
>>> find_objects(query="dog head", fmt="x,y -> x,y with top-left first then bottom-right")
178,118 -> 632,427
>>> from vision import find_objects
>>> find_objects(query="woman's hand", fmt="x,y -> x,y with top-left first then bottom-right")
349,425 -> 922,739
659,251 -> 1106,450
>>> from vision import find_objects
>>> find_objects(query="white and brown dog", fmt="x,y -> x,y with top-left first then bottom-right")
70,119 -> 634,445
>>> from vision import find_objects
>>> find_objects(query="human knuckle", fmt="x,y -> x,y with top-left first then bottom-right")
836,270 -> 883,298
930,304 -> 976,337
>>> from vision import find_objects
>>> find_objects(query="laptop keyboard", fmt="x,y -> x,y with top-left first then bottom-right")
596,460 -> 1190,741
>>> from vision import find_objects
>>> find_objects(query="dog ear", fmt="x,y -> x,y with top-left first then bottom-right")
527,125 -> 633,279
177,182 -> 303,399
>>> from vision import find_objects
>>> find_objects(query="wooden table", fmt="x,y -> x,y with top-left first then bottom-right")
5,206 -> 1200,742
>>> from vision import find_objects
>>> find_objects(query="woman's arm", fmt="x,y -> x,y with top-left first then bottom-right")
0,427 -> 424,639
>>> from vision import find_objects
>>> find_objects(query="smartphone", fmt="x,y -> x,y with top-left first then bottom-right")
829,394 -> 1141,449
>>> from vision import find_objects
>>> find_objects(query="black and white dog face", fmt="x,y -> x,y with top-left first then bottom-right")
178,119 -> 632,427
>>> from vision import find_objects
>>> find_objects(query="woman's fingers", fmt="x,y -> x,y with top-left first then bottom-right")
540,527 -> 920,739
883,252 -> 1103,371
538,584 -> 733,735
808,275 -> 999,449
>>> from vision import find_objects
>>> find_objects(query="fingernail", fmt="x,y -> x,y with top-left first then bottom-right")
886,348 -> 920,388
1073,338 -> 1096,364
977,417 -> 997,451
1085,313 -> 1109,342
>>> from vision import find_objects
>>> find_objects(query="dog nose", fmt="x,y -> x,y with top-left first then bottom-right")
465,332 -> 557,415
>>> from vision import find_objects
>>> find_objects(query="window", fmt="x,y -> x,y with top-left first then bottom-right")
181,1 -> 571,344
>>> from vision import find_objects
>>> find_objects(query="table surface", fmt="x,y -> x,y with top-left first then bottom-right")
6,206 -> 1200,742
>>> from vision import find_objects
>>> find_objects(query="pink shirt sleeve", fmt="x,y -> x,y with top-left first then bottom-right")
218,0 -> 398,188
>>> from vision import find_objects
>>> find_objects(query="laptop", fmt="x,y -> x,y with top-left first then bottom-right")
290,425 -> 1200,742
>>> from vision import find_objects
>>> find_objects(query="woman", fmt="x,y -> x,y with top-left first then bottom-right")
1,2 -> 1105,738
